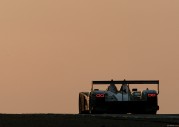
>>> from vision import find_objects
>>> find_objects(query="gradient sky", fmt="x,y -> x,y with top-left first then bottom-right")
0,0 -> 179,114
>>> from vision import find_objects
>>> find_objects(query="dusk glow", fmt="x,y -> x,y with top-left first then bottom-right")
0,0 -> 179,114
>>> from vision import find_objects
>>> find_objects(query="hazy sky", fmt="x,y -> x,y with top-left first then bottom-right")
0,0 -> 179,114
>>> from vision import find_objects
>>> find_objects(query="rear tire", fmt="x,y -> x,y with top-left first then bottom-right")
147,111 -> 157,114
79,94 -> 89,114
79,95 -> 84,114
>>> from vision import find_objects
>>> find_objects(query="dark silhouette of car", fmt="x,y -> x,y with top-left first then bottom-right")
79,79 -> 159,114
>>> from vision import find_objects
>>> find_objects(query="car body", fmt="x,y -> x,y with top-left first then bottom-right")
79,80 -> 159,114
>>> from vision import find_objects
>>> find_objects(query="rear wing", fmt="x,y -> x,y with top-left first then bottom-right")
92,80 -> 159,94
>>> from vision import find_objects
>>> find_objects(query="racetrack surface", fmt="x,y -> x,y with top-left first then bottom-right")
0,114 -> 178,127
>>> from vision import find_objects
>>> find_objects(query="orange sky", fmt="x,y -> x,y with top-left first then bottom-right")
0,0 -> 179,114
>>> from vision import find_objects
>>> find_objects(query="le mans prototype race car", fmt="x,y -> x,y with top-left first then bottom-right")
79,80 -> 159,114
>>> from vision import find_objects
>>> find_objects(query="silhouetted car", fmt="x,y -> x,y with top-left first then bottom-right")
79,80 -> 159,114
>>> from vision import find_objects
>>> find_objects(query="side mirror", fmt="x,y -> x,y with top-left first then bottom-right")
132,88 -> 137,91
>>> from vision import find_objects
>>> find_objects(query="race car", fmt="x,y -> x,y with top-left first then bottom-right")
79,80 -> 159,114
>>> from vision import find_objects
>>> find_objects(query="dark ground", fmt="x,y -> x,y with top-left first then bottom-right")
0,114 -> 178,127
